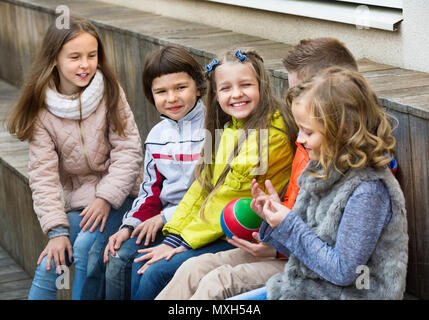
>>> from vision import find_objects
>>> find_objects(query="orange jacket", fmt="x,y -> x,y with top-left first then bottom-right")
281,143 -> 399,210
282,142 -> 309,210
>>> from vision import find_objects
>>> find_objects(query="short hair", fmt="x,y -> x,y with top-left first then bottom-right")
142,46 -> 206,105
282,38 -> 358,82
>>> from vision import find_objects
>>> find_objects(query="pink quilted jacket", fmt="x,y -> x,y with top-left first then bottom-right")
28,89 -> 143,234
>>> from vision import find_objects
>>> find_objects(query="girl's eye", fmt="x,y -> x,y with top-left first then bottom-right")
303,130 -> 312,136
70,56 -> 79,60
177,86 -> 187,90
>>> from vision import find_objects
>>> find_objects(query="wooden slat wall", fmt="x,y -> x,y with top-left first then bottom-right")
0,0 -> 428,299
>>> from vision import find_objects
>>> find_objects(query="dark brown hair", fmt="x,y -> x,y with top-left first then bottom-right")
283,38 -> 358,82
7,16 -> 125,140
142,46 -> 206,106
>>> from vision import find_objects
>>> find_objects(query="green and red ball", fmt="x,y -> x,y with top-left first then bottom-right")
220,197 -> 263,240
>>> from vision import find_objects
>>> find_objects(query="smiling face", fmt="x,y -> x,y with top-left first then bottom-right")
214,62 -> 260,120
151,72 -> 199,121
291,94 -> 324,161
55,32 -> 98,95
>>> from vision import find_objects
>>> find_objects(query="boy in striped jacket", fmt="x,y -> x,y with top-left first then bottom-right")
81,46 -> 206,300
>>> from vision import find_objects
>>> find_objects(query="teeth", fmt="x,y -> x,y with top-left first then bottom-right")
231,102 -> 246,107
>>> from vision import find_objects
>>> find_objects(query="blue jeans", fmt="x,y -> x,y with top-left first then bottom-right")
82,229 -> 164,300
131,239 -> 235,300
28,197 -> 133,300
228,286 -> 267,300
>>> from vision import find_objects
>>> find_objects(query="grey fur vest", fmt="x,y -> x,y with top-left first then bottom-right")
266,161 -> 408,300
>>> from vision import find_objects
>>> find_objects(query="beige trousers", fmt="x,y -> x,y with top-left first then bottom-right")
155,248 -> 286,300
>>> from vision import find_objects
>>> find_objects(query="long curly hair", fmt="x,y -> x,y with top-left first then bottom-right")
286,66 -> 396,179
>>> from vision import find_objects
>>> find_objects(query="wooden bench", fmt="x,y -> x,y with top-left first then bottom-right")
0,0 -> 427,299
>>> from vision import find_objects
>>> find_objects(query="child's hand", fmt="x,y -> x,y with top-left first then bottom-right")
79,198 -> 111,233
37,236 -> 73,274
103,228 -> 132,263
261,200 -> 291,228
131,213 -> 164,246
251,179 -> 281,214
227,232 -> 276,258
134,244 -> 187,275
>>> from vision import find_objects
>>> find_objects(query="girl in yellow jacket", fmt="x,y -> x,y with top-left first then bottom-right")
131,49 -> 297,299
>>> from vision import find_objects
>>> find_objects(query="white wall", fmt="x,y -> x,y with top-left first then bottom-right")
98,0 -> 429,73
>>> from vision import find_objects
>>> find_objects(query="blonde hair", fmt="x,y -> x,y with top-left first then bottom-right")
7,17 -> 125,141
196,48 -> 297,219
286,66 -> 396,179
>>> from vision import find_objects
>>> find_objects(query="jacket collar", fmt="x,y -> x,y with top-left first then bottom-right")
160,99 -> 205,126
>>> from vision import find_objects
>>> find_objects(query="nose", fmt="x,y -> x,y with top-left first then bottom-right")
167,90 -> 178,103
296,130 -> 305,144
80,57 -> 89,69
231,86 -> 243,99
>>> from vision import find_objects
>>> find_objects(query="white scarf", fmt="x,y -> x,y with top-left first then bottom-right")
45,70 -> 104,120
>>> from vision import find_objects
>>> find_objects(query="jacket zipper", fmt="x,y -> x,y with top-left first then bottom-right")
78,120 -> 97,193
78,120 -> 92,170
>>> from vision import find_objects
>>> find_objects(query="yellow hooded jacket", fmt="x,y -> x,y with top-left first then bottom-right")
162,111 -> 293,249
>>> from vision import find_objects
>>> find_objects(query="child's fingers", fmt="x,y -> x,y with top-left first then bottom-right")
144,229 -> 151,247
145,254 -> 163,265
67,242 -> 73,264
265,180 -> 281,202
136,228 -> 147,245
79,206 -> 88,217
79,209 -> 93,229
134,251 -> 152,263
137,263 -> 149,275
252,232 -> 260,241
53,252 -> 60,273
262,200 -> 274,216
89,216 -> 102,233
131,225 -> 143,239
151,225 -> 158,243
103,244 -> 110,263
165,249 -> 178,261
59,250 -> 67,270
46,251 -> 54,271
37,249 -> 47,266
133,223 -> 146,244
99,216 -> 107,233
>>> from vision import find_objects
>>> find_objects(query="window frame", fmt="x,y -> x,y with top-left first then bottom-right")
204,0 -> 403,31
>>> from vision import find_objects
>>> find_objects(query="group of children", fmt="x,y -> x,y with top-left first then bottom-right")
6,16 -> 408,300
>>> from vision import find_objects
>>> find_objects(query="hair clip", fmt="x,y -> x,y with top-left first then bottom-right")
235,50 -> 247,63
206,58 -> 219,74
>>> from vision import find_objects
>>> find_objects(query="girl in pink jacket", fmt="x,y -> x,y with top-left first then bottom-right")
7,17 -> 143,299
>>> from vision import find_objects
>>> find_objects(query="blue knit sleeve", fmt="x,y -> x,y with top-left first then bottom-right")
260,180 -> 392,286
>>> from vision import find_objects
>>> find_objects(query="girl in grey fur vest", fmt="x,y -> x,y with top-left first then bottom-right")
231,67 -> 408,300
